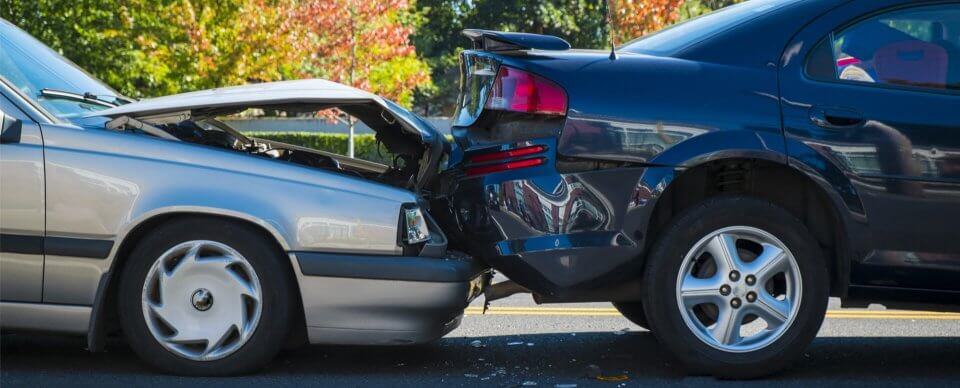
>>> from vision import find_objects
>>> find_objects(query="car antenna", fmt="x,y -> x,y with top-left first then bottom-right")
605,0 -> 618,60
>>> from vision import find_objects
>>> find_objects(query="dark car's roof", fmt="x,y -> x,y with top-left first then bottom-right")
622,0 -> 851,64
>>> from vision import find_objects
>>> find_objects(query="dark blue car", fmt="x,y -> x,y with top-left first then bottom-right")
436,0 -> 960,378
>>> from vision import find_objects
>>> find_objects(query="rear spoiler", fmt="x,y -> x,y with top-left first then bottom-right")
462,29 -> 571,51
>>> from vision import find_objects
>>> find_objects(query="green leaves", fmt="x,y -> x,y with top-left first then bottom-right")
1,0 -> 432,104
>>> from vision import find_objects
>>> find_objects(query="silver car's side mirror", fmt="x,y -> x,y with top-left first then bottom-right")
0,111 -> 23,144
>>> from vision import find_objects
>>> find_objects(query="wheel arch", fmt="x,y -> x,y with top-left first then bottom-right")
643,156 -> 867,298
87,209 -> 305,352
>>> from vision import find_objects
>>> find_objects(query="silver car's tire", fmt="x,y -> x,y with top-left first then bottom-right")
118,217 -> 296,376
641,196 -> 828,379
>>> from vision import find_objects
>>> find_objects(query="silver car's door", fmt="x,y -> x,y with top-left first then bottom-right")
0,101 -> 45,302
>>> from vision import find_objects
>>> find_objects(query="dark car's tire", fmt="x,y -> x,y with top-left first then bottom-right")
641,196 -> 828,379
613,301 -> 649,330
117,217 -> 296,376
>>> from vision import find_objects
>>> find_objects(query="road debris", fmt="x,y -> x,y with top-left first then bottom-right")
507,341 -> 525,346
613,328 -> 630,335
596,374 -> 629,382
585,364 -> 630,382
464,373 -> 479,378
522,381 -> 538,386
554,384 -> 578,388
470,339 -> 485,348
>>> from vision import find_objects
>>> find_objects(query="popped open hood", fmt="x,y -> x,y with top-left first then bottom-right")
89,79 -> 448,195
88,79 -> 442,144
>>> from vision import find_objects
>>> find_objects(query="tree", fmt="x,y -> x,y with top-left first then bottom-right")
608,0 -> 685,44
412,0 -> 609,116
292,0 -> 431,107
1,0 -> 303,98
291,0 -> 433,156
678,0 -> 743,19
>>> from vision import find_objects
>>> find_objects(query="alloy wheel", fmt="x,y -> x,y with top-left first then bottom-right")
675,226 -> 802,353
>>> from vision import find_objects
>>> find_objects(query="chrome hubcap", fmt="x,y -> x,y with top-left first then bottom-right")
675,226 -> 802,353
141,240 -> 262,361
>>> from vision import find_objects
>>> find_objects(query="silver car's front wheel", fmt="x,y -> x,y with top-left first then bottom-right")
675,226 -> 801,353
119,217 -> 295,376
141,240 -> 263,361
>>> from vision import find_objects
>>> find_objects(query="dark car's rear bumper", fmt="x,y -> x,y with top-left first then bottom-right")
438,143 -> 680,298
292,251 -> 488,345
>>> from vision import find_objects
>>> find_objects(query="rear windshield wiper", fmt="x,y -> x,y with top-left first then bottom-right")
39,88 -> 128,108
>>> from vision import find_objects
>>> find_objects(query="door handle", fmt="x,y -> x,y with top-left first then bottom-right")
809,106 -> 863,129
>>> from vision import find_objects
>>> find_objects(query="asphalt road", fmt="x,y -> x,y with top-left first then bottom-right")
3,293 -> 959,387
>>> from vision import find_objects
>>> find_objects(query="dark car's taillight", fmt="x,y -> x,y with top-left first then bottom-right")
465,144 -> 547,177
485,66 -> 567,116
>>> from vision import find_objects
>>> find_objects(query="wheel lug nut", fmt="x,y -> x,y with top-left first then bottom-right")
729,271 -> 741,282
745,275 -> 756,286
746,291 -> 757,303
719,284 -> 731,296
730,298 -> 742,309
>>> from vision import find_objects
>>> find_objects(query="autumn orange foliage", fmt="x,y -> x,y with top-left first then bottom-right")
608,0 -> 685,44
292,0 -> 431,107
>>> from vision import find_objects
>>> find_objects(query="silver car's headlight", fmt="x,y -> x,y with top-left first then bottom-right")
403,206 -> 430,244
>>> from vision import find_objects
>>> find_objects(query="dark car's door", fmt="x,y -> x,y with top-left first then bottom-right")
781,0 -> 960,293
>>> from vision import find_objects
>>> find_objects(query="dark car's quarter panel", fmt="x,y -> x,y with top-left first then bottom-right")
447,42 -> 789,295
482,49 -> 788,167
779,0 -> 960,293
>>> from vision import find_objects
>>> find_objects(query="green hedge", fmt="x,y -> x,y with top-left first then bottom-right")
245,132 -> 395,165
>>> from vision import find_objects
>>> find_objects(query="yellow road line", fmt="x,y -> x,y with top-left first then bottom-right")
464,306 -> 960,320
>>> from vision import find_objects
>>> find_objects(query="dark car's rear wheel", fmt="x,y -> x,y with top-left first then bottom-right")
641,196 -> 828,378
613,301 -> 649,330
118,217 -> 296,375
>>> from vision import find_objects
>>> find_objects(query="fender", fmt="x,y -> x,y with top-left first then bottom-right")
87,206 -> 304,352
630,138 -> 872,298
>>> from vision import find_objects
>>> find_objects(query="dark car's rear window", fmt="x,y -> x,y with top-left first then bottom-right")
621,0 -> 802,56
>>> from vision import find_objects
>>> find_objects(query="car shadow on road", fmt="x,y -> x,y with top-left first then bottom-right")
2,332 -> 960,386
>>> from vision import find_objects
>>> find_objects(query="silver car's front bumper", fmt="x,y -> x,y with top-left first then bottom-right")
292,252 -> 488,345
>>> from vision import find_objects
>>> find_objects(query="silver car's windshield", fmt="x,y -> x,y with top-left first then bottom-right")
620,0 -> 801,56
0,18 -> 126,120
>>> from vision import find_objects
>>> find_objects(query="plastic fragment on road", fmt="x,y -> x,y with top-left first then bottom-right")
555,384 -> 578,388
470,339 -> 484,348
595,374 -> 629,382
585,364 -> 629,382
507,341 -> 525,346
613,328 -> 629,335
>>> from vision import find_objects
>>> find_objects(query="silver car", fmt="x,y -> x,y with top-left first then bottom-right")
0,19 -> 486,375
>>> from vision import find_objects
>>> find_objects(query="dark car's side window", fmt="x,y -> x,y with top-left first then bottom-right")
806,3 -> 960,92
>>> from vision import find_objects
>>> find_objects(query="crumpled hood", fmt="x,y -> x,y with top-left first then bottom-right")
87,79 -> 440,143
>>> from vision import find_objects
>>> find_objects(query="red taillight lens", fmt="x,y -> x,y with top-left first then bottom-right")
468,145 -> 547,163
466,157 -> 545,177
485,66 -> 567,115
